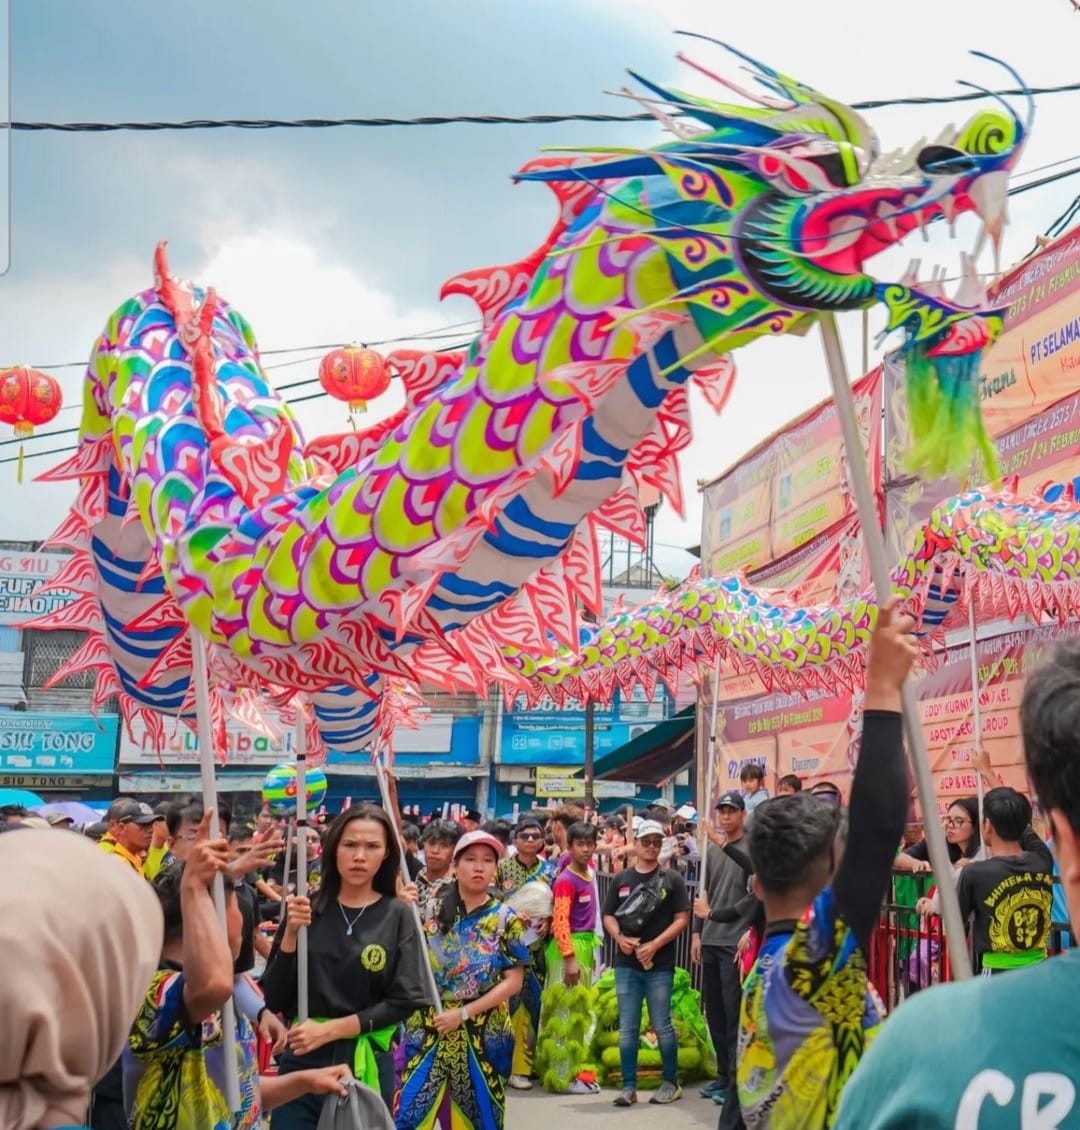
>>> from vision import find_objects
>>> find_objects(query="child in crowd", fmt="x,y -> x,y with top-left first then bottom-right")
536,822 -> 602,1094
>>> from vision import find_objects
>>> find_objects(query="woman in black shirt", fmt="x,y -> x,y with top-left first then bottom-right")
263,804 -> 429,1127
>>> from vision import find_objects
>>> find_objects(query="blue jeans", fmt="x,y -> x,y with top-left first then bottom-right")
614,965 -> 678,1089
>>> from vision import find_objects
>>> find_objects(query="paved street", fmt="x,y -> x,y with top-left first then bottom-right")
508,1087 -> 719,1130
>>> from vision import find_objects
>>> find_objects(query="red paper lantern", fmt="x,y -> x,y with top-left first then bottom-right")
0,367 -> 62,483
0,366 -> 62,436
318,347 -> 390,414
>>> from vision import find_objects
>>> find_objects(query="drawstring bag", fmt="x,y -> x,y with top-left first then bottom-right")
316,1079 -> 396,1130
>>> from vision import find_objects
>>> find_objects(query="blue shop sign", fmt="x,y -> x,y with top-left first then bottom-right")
0,711 -> 118,776
501,718 -> 637,766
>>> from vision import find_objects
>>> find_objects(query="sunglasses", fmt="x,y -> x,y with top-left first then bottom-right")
944,816 -> 971,827
638,837 -> 663,847
516,832 -> 543,842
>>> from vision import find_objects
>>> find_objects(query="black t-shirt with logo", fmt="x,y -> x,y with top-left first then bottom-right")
262,895 -> 428,1030
955,850 -> 1054,971
602,865 -> 690,971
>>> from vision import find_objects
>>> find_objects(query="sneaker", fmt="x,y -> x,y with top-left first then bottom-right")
508,1075 -> 533,1091
650,1082 -> 683,1105
712,1090 -> 729,1105
699,1080 -> 726,1099
613,1088 -> 638,1107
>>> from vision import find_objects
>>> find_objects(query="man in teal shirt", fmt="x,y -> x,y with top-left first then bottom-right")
836,640 -> 1080,1128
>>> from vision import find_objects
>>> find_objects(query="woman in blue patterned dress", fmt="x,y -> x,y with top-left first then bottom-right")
395,830 -> 529,1130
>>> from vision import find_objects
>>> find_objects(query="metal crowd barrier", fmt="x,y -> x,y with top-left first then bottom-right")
595,869 -> 1071,1012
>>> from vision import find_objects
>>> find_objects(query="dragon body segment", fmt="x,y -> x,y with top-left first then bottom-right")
506,480 -> 1080,705
29,42 -> 1031,755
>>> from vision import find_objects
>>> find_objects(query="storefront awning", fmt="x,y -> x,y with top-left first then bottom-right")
593,705 -> 696,785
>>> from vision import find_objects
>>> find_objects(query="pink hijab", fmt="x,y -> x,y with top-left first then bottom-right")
0,829 -> 163,1129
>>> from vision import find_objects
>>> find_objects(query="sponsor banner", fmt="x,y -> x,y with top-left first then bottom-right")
701,369 -> 882,575
119,712 -> 294,767
885,228 -> 1080,480
501,688 -> 672,766
0,549 -> 76,627
118,772 -> 267,794
885,382 -> 1080,558
0,711 -> 117,775
534,766 -> 637,799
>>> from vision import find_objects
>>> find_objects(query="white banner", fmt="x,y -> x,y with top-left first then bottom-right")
0,549 -> 75,627
118,712 -> 293,767
118,772 -> 268,793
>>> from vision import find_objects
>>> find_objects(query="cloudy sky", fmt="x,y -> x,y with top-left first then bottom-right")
3,0 -> 1079,575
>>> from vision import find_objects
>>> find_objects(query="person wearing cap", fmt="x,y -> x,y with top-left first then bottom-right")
601,818 -> 691,1108
142,802 -> 172,880
497,818 -> 557,1091
689,791 -> 755,1114
461,808 -> 483,834
99,798 -> 158,874
397,829 -> 530,1130
44,811 -> 75,829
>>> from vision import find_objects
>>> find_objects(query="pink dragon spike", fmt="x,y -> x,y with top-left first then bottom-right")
153,241 -> 196,328
71,474 -> 108,525
542,360 -> 628,409
92,666 -> 123,713
486,593 -> 549,655
137,632 -> 193,690
30,551 -> 97,599
380,573 -> 445,643
692,355 -> 738,412
517,155 -> 602,226
539,420 -> 584,497
19,591 -> 104,634
304,417 -> 404,474
592,484 -> 647,547
562,520 -> 604,617
42,510 -> 92,553
386,349 -> 466,411
525,565 -> 579,652
136,554 -> 163,592
124,595 -> 187,634
335,618 -> 418,681
43,633 -> 116,691
34,435 -> 114,482
641,453 -> 685,517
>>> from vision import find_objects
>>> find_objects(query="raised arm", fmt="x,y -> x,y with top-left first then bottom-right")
832,600 -> 916,954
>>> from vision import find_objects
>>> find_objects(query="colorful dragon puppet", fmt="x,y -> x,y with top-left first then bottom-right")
28,40 -> 1031,754
502,478 -> 1080,705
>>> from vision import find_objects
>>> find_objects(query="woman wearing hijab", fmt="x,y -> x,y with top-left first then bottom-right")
396,829 -> 530,1130
0,827 -> 164,1130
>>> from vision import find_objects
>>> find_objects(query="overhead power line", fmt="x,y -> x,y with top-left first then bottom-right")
7,80 -> 1080,133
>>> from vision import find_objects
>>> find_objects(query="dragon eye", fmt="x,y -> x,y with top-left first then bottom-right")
916,145 -> 980,176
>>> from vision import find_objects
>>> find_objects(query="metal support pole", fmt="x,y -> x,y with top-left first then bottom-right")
584,699 -> 596,812
374,755 -> 444,1012
191,634 -> 243,1111
697,654 -> 722,891
294,710 -> 310,1023
968,604 -> 987,832
818,313 -> 972,981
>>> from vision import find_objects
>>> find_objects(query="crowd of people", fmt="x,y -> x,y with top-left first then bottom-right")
2,600 -> 1080,1129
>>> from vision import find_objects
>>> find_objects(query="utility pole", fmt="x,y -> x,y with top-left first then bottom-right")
581,605 -> 597,813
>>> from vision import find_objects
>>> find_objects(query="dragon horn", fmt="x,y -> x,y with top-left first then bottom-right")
968,51 -> 1035,137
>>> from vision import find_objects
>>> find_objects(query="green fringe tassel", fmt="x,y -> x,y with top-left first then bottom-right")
903,334 -> 999,482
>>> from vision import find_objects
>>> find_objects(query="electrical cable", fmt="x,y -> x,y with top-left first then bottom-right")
7,80 -> 1080,133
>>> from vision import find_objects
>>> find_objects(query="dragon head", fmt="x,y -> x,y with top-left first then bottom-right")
521,37 -> 1031,476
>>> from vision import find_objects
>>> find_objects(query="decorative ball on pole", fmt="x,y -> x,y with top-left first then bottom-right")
318,347 -> 391,423
0,367 -> 63,483
261,762 -> 328,817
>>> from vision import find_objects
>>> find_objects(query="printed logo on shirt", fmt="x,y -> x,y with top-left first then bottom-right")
986,881 -> 1052,952
578,893 -> 592,903
618,886 -> 631,898
360,943 -> 388,973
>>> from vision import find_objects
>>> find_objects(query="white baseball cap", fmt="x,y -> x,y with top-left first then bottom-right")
636,820 -> 666,840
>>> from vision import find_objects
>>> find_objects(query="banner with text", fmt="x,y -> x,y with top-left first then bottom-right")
700,369 -> 882,576
885,382 -> 1080,560
885,227 -> 1080,482
0,549 -> 76,627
